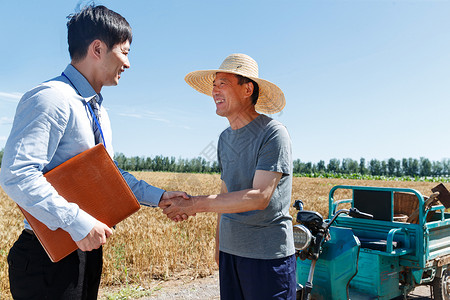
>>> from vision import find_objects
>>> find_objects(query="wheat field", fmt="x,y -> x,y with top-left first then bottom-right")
0,172 -> 441,299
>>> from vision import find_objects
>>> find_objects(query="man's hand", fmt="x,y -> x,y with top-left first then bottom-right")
160,196 -> 197,221
75,221 -> 113,251
159,191 -> 193,222
159,192 -> 195,222
160,191 -> 190,202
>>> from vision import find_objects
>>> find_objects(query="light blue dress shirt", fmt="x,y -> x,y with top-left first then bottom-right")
0,64 -> 164,242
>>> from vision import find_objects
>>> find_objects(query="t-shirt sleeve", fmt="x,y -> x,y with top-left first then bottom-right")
256,124 -> 292,176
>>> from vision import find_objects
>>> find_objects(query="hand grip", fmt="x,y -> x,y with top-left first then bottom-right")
349,207 -> 373,219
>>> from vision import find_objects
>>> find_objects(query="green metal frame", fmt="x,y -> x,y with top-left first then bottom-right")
327,185 -> 450,285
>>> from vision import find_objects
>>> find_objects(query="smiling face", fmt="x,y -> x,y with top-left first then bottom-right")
100,40 -> 130,87
212,72 -> 253,119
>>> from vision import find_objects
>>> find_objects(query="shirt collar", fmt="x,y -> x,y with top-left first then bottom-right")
62,64 -> 103,105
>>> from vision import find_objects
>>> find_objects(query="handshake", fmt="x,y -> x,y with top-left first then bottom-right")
158,191 -> 198,222
76,191 -> 196,251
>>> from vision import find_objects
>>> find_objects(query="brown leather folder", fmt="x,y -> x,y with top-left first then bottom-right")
18,144 -> 140,262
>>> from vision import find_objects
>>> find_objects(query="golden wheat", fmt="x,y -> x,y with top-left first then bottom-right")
0,172 -> 441,298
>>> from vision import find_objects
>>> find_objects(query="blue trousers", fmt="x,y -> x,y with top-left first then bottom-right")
219,251 -> 296,300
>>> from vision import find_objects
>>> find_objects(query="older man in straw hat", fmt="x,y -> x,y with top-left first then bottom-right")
160,53 -> 296,299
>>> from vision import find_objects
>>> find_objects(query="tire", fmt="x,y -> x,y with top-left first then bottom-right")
432,267 -> 450,300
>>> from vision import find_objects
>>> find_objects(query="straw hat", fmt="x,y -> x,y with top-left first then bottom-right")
184,53 -> 285,114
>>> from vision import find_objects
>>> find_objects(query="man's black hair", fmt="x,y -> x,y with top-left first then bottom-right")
67,5 -> 132,61
237,75 -> 259,105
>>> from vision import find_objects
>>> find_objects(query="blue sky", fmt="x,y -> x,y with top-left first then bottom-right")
1,0 -> 450,165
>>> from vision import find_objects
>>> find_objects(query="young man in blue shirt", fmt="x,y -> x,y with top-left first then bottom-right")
0,5 -> 187,299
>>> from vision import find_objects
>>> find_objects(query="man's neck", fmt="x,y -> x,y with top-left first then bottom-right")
227,109 -> 260,130
71,60 -> 102,94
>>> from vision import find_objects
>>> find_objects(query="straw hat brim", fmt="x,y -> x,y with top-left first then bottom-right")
185,69 -> 285,114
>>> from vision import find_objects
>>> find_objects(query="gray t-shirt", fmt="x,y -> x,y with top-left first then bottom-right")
218,114 -> 295,259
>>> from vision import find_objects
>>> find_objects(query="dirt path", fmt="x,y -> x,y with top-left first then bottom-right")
100,272 -> 435,300
99,272 -> 220,300
142,272 -> 220,300
142,280 -> 432,300
406,285 -> 432,299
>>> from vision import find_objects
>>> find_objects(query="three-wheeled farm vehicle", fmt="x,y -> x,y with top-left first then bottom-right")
294,184 -> 450,299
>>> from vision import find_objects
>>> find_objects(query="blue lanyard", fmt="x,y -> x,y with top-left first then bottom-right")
61,72 -> 106,146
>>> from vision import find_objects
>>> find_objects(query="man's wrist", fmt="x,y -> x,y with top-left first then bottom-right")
194,195 -> 214,213
64,210 -> 96,242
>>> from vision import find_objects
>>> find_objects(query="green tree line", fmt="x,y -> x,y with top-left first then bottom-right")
114,153 -> 220,173
0,148 -> 449,178
114,153 -> 450,178
293,157 -> 450,177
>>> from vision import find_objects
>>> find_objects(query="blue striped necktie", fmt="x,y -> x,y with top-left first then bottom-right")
89,98 -> 102,144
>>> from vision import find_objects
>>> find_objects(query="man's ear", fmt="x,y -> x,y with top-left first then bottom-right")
88,39 -> 105,60
244,81 -> 254,97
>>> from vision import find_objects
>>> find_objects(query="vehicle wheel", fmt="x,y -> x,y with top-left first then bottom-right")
432,268 -> 450,300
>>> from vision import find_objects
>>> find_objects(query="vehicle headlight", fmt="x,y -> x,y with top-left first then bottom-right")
293,225 -> 312,251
